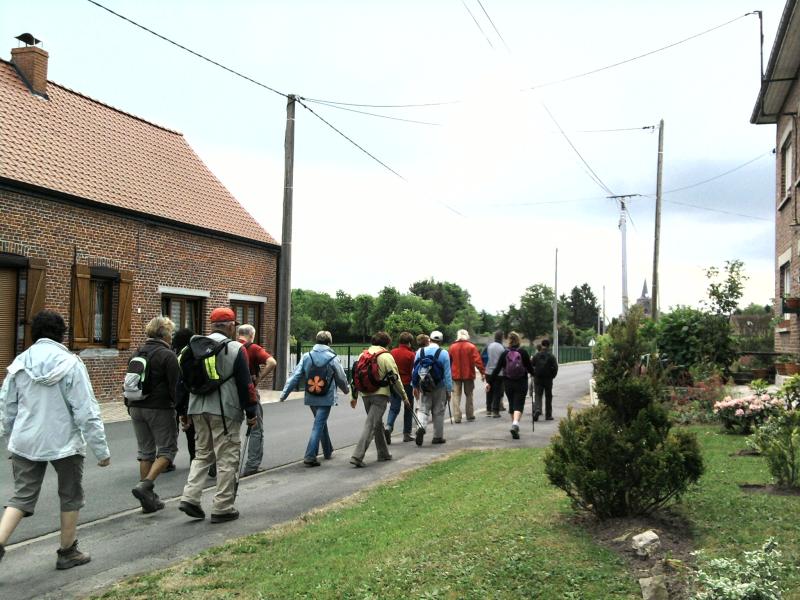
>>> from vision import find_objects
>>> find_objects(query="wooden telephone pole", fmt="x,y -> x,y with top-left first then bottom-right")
651,119 -> 664,320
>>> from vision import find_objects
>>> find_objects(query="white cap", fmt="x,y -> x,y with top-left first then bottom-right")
430,330 -> 444,342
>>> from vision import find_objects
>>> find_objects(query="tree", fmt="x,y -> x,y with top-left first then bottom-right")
350,294 -> 374,342
704,259 -> 747,317
478,310 -> 497,334
566,284 -> 600,330
368,286 -> 400,332
518,284 -> 555,341
498,304 -> 520,334
384,309 -> 436,342
409,279 -> 471,325
291,289 -> 337,340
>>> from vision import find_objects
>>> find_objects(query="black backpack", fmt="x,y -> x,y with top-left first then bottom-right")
305,352 -> 336,396
179,336 -> 234,395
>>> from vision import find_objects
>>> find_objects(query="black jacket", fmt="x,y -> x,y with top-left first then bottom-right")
531,349 -> 558,380
127,338 -> 180,410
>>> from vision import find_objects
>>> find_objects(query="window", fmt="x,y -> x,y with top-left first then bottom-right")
781,262 -> 791,298
782,139 -> 794,198
231,301 -> 260,331
161,295 -> 203,333
71,265 -> 132,350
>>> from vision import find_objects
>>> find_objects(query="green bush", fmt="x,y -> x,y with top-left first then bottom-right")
748,411 -> 800,488
657,306 -> 736,372
545,309 -> 704,518
692,538 -> 785,600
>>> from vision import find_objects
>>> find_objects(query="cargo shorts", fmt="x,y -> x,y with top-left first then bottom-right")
7,454 -> 85,516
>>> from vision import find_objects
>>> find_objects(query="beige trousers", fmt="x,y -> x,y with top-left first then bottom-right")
181,413 -> 241,514
451,379 -> 475,422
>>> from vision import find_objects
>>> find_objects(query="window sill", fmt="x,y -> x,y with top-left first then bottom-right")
777,327 -> 791,334
78,348 -> 120,359
779,193 -> 792,211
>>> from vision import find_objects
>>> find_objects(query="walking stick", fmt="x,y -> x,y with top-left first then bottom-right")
446,393 -> 453,425
234,424 -> 253,501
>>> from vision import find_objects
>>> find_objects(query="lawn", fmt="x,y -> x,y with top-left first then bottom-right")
95,426 -> 800,599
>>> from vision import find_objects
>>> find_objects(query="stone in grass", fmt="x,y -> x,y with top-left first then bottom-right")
638,575 -> 668,600
631,530 -> 661,559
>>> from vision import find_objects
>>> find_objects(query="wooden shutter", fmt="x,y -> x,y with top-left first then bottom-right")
116,270 -> 133,350
24,258 -> 46,348
0,269 -> 17,378
71,265 -> 91,349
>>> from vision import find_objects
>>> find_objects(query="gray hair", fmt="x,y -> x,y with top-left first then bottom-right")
237,324 -> 256,340
146,316 -> 175,340
456,329 -> 470,341
315,330 -> 333,345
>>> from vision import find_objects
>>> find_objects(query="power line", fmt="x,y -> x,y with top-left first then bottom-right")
662,150 -> 772,194
461,0 -> 494,48
575,125 -> 657,133
664,199 -> 771,221
525,12 -> 753,91
476,0 -> 511,53
298,98 -> 461,109
296,98 -> 407,182
85,0 -> 287,99
299,98 -> 442,126
542,103 -> 614,196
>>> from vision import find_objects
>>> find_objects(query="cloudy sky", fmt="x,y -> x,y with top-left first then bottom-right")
0,0 -> 784,317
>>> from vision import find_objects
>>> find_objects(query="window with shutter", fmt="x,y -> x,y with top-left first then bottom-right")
24,258 -> 46,349
71,265 -> 131,349
231,300 -> 262,339
0,268 -> 17,380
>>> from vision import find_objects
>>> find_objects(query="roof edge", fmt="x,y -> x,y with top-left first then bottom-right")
752,0 -> 799,124
0,177 -> 281,253
0,58 -> 183,136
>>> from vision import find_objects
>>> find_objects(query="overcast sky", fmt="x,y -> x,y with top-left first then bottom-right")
0,0 -> 785,317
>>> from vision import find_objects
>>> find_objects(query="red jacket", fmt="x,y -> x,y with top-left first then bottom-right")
449,340 -> 485,380
390,344 -> 415,385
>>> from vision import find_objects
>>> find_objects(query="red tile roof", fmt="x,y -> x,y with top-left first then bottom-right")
0,59 -> 277,246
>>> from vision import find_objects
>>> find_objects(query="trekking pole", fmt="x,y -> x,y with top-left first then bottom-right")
234,424 -> 252,501
446,395 -> 453,425
531,396 -> 535,433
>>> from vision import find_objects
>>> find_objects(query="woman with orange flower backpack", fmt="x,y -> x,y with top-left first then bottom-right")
279,331 -> 349,467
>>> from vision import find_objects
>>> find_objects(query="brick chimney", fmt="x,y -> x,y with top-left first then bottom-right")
11,44 -> 48,97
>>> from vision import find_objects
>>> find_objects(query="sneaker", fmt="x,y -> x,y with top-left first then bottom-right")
545,416 -> 555,421
454,419 -> 462,424
485,411 -> 494,417
323,453 -> 333,460
466,416 -> 475,421
431,437 -> 446,444
0,543 -> 5,563
510,424 -> 520,440
178,500 -> 205,520
132,479 -> 159,513
210,509 -> 240,524
350,456 -> 366,468
384,428 -> 392,445
56,539 -> 91,570
403,433 -> 413,442
377,454 -> 392,462
415,427 -> 426,447
304,458 -> 321,467
208,464 -> 217,478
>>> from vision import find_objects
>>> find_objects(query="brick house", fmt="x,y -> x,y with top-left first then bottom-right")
752,0 -> 800,354
0,40 -> 280,401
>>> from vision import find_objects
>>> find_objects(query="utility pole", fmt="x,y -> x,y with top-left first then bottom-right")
275,94 -> 296,389
553,248 -> 559,359
608,194 -> 641,317
602,285 -> 606,334
651,119 -> 664,320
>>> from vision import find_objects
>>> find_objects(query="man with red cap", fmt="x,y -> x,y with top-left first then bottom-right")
176,307 -> 257,523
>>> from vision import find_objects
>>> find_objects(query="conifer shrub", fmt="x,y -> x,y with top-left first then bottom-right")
544,307 -> 704,518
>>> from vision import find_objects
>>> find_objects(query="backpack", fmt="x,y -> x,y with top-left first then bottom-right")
123,347 -> 157,403
305,352 -> 336,396
179,336 -> 234,395
504,348 -> 527,379
414,347 -> 443,392
353,349 -> 389,393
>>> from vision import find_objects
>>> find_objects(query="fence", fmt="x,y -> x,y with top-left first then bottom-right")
556,346 -> 592,364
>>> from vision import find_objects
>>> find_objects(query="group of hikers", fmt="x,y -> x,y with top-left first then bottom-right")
0,307 -> 557,570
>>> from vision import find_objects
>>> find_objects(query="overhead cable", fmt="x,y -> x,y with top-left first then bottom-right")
461,0 -> 494,48
299,98 -> 442,126
664,199 -> 771,221
662,150 -> 772,194
476,0 -> 511,53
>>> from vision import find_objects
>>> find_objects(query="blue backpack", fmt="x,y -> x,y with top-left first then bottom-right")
414,348 -> 444,392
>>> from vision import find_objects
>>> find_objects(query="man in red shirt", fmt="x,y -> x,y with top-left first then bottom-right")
386,332 -> 416,442
449,329 -> 485,423
237,324 -> 277,477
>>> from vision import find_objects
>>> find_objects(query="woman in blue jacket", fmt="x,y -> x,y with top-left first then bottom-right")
280,331 -> 349,467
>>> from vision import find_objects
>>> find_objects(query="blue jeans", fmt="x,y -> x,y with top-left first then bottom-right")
386,383 -> 414,434
304,406 -> 333,461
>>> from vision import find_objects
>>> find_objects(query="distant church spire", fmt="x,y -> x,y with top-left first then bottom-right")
641,280 -> 648,298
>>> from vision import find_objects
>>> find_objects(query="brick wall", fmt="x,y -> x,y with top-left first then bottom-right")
0,186 -> 279,402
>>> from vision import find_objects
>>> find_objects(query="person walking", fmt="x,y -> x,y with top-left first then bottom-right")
448,329 -> 485,423
176,307 -> 257,523
280,330 -> 349,466
487,331 -> 534,440
386,331 -> 416,443
237,324 -> 277,476
412,330 -> 453,446
531,339 -> 559,421
172,328 -> 196,464
350,331 -> 409,467
484,330 -> 506,417
126,316 -> 180,514
0,310 -> 110,568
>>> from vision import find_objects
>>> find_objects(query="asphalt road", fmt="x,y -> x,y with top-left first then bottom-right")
0,363 -> 591,600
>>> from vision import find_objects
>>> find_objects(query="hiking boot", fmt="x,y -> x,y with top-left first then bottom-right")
0,543 -> 5,563
323,453 -> 333,460
510,424 -> 520,440
431,437 -> 446,444
546,416 -> 554,421
56,539 -> 91,570
384,428 -> 392,445
485,411 -> 494,417
210,509 -> 239,524
466,416 -> 475,421
454,419 -> 461,424
164,463 -> 176,473
304,458 -> 321,467
403,433 -> 413,442
142,492 -> 165,514
132,479 -> 159,513
350,456 -> 366,468
178,500 -> 205,520
533,411 -> 541,422
415,427 -> 426,447
208,464 -> 217,478
377,454 -> 392,462
492,412 -> 501,418
242,467 -> 265,477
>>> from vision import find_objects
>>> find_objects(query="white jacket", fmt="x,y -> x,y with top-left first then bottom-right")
0,338 -> 110,462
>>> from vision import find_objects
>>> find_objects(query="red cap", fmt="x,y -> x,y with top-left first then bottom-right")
210,307 -> 237,323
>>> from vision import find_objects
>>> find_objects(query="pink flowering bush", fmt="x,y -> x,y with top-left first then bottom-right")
713,394 -> 785,434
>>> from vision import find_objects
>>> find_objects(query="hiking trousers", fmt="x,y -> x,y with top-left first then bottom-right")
181,413 -> 241,515
243,400 -> 264,472
451,379 -> 475,422
352,395 -> 391,461
534,379 -> 554,419
417,386 -> 447,439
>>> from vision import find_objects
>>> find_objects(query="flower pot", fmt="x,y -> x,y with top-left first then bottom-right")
784,297 -> 800,311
